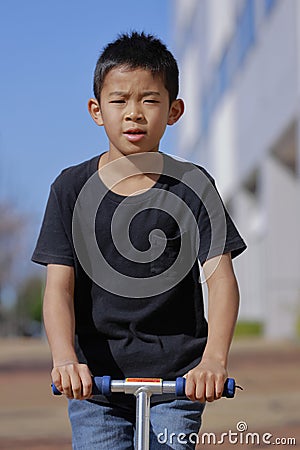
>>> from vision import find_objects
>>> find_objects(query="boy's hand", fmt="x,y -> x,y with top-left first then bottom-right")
184,358 -> 227,403
51,362 -> 93,400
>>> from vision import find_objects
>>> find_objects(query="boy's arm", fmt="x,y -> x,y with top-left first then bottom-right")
185,252 -> 239,402
43,264 -> 92,399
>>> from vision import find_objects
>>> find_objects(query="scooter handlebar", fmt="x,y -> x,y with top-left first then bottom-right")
173,377 -> 236,398
52,376 -> 236,398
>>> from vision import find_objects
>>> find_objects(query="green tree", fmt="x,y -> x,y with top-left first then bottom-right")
0,202 -> 24,335
16,276 -> 44,325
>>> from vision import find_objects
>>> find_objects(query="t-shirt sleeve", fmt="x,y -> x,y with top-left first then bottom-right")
197,172 -> 246,266
31,185 -> 74,267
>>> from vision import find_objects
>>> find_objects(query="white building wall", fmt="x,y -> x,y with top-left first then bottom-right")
263,156 -> 300,338
233,179 -> 268,322
178,41 -> 202,156
173,0 -> 300,338
209,94 -> 237,198
206,0 -> 239,63
235,0 -> 299,180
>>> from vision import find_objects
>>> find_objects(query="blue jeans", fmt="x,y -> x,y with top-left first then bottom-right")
68,398 -> 205,449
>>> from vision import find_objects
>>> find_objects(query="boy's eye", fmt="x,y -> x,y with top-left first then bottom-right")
109,100 -> 126,104
144,99 -> 159,104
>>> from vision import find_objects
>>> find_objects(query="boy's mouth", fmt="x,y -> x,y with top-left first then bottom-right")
123,128 -> 146,142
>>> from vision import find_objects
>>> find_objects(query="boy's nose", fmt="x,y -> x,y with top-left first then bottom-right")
125,110 -> 144,121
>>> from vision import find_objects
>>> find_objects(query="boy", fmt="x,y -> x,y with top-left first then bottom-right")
32,32 -> 246,449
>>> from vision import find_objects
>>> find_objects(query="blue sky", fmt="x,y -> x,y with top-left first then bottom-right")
0,0 -> 177,272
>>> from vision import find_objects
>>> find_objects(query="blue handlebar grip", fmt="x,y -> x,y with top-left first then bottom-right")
51,383 -> 62,395
51,376 -> 112,396
93,376 -> 112,396
222,378 -> 235,398
175,377 -> 236,398
175,377 -> 186,396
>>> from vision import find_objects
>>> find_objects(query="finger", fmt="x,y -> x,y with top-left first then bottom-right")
204,373 -> 215,402
60,371 -> 73,398
215,375 -> 226,400
67,366 -> 85,399
70,375 -> 83,400
51,368 -> 62,393
79,366 -> 93,398
61,366 -> 82,399
185,375 -> 197,401
195,376 -> 206,402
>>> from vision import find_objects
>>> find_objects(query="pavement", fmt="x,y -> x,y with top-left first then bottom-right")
0,337 -> 299,449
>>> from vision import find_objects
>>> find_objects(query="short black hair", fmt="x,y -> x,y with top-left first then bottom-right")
93,31 -> 179,105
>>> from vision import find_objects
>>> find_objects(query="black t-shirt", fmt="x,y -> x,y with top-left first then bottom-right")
32,152 -> 246,400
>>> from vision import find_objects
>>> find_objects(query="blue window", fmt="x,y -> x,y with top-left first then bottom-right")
200,0 -> 257,135
265,0 -> 277,14
201,89 -> 212,134
236,0 -> 255,65
218,48 -> 230,96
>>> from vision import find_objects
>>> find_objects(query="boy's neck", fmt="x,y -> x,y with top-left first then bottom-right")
98,151 -> 163,197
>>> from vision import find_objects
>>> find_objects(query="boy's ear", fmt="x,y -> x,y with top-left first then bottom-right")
167,99 -> 185,125
88,98 -> 104,126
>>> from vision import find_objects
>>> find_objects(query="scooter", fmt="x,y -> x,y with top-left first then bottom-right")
52,376 -> 238,450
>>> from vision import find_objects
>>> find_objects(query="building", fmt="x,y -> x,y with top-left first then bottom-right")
173,0 -> 300,338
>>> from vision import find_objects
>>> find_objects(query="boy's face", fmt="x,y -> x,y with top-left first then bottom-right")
89,67 -> 184,157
